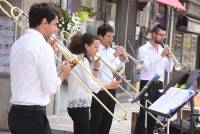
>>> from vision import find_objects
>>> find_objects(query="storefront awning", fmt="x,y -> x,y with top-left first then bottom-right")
155,0 -> 186,11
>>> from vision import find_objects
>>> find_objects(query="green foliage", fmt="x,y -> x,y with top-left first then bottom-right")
174,83 -> 188,89
77,6 -> 96,17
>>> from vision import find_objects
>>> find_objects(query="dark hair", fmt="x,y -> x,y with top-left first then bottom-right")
97,24 -> 114,37
29,2 -> 59,28
68,33 -> 99,60
152,24 -> 166,33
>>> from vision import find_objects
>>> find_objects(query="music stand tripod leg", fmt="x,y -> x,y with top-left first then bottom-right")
167,119 -> 170,134
144,93 -> 148,134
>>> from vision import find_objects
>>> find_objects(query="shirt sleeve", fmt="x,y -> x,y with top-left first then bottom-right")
80,59 -> 101,93
138,47 -> 165,71
109,51 -> 125,70
37,44 -> 61,95
164,58 -> 174,72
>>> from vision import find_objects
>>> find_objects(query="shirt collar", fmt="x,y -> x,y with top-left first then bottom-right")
99,43 -> 110,50
147,41 -> 163,50
26,29 -> 46,43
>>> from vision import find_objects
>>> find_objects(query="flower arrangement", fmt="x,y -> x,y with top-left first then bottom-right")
56,5 -> 81,35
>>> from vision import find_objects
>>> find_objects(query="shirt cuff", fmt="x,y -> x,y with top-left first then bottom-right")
57,77 -> 62,87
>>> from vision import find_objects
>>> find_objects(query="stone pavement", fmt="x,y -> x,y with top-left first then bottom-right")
49,92 -> 139,134
1,92 -> 200,134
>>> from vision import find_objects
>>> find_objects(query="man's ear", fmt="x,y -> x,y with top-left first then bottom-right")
85,43 -> 89,50
99,35 -> 103,40
152,32 -> 156,38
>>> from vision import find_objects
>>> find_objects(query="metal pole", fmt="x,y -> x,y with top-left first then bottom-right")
167,119 -> 170,134
124,0 -> 129,49
144,93 -> 148,134
166,7 -> 174,85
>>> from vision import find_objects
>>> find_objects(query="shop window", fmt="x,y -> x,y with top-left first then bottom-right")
174,33 -> 198,71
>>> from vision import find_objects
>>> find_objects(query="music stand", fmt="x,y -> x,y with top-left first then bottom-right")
185,70 -> 200,134
131,74 -> 160,103
131,74 -> 160,134
145,87 -> 197,134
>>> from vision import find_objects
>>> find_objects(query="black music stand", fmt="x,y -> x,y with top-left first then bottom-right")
131,74 -> 160,134
164,70 -> 200,134
131,74 -> 160,103
145,87 -> 197,134
185,70 -> 200,134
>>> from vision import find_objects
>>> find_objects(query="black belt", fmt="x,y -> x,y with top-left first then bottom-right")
11,105 -> 46,111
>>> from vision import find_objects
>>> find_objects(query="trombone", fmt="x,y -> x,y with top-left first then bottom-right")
95,55 -> 166,127
112,44 -> 143,70
0,0 -> 128,122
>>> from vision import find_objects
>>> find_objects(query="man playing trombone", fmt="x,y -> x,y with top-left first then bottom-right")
135,24 -> 174,134
8,3 -> 71,134
90,24 -> 128,134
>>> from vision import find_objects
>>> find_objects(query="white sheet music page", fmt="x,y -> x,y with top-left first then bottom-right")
148,87 -> 195,114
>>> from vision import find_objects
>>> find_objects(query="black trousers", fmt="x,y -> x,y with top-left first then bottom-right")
8,105 -> 51,134
135,80 -> 163,134
90,89 -> 116,134
67,107 -> 90,134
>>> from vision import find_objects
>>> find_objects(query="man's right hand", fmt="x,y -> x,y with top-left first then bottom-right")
59,62 -> 72,82
161,47 -> 171,57
114,46 -> 124,57
104,80 -> 121,89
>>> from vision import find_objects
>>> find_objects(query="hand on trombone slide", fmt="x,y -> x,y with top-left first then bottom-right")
92,57 -> 101,71
104,80 -> 122,90
59,61 -> 72,82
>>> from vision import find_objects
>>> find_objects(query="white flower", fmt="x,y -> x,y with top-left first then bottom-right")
58,11 -> 81,34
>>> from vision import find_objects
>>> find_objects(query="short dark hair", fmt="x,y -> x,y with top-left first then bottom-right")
68,33 -> 99,60
97,24 -> 114,37
152,24 -> 166,33
29,2 -> 59,28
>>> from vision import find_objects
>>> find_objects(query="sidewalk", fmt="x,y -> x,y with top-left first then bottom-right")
49,92 -> 139,134
0,92 -> 139,134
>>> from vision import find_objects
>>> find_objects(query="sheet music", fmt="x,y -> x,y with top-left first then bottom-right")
148,87 -> 195,114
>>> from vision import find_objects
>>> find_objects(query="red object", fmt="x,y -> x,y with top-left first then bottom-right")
155,0 -> 186,11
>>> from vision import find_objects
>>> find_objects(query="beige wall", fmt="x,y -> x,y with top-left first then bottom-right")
0,76 -> 11,130
0,0 -> 56,130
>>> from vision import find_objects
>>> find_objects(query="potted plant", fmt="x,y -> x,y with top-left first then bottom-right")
77,6 -> 96,22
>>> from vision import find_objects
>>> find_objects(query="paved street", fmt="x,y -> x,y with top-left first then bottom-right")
1,92 -> 200,134
0,92 -> 139,134
49,92 -> 139,134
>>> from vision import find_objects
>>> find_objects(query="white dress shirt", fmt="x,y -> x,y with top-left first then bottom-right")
97,44 -> 124,84
66,57 -> 101,108
138,41 -> 174,82
10,29 -> 61,106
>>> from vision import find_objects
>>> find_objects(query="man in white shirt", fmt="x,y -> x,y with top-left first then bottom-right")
135,24 -> 174,134
8,3 -> 71,134
90,24 -> 127,134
